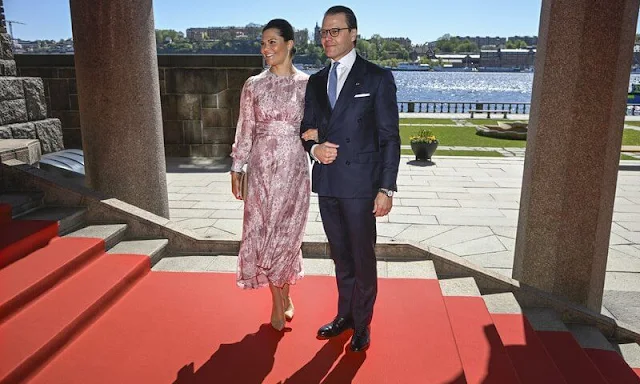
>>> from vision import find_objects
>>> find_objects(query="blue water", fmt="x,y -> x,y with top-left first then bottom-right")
392,72 -> 640,103
305,69 -> 640,103
392,71 -> 533,103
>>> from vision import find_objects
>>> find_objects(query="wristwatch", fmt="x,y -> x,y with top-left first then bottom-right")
378,188 -> 394,197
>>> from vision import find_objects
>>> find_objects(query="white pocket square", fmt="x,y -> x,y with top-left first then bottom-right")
354,93 -> 370,98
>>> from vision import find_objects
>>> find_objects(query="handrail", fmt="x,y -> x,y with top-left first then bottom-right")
397,101 -> 531,114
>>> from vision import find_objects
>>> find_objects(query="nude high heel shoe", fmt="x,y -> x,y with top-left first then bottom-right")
284,297 -> 294,321
269,283 -> 285,331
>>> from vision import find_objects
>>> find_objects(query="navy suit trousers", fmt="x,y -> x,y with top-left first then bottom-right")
319,196 -> 377,329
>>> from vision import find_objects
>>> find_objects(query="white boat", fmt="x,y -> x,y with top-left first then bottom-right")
394,62 -> 431,71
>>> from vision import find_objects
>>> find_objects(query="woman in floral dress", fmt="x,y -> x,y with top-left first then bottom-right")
230,19 -> 310,331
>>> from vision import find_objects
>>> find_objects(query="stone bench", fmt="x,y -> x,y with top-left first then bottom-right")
469,109 -> 510,119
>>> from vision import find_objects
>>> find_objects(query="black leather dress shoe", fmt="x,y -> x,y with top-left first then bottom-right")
317,317 -> 353,339
350,327 -> 370,352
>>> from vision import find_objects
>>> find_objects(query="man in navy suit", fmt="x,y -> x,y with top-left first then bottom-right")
300,5 -> 400,352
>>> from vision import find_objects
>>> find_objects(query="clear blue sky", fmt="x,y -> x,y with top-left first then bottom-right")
4,0 -> 639,44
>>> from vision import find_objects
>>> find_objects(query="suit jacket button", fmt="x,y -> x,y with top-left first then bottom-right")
346,161 -> 351,165
357,119 -> 362,123
346,138 -> 351,143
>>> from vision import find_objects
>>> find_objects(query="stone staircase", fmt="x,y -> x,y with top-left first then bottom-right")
0,192 -> 639,383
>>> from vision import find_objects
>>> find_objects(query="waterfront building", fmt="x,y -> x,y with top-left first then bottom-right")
314,22 -> 321,46
453,35 -> 506,47
434,53 -> 480,69
480,48 -> 535,69
294,28 -> 309,46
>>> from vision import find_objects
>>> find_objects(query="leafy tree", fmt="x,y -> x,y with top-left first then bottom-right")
155,29 -> 185,44
506,39 -> 528,49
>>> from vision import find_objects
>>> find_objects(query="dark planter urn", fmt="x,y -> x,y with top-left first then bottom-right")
410,141 -> 438,161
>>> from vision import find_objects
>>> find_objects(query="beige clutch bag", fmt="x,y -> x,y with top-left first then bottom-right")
239,171 -> 248,199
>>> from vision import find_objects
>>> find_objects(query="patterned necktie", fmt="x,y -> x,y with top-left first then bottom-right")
328,61 -> 339,108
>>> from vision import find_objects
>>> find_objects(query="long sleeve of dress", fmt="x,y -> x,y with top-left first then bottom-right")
231,78 -> 256,172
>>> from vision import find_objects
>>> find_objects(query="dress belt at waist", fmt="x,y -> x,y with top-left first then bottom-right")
255,120 -> 300,137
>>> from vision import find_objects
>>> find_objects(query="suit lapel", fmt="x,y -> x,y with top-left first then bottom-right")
315,66 -> 332,118
330,55 -> 366,124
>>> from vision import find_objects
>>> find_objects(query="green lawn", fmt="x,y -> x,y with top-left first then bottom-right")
401,149 -> 504,157
400,124 -> 640,147
621,154 -> 639,160
400,118 -> 456,125
623,129 -> 640,145
625,121 -> 640,127
400,126 -> 527,148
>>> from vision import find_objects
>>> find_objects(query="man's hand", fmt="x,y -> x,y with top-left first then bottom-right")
312,142 -> 339,164
230,172 -> 243,200
373,193 -> 392,217
301,128 -> 318,141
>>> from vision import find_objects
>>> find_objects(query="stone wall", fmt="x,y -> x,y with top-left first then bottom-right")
15,54 -> 264,157
0,77 -> 63,153
0,3 -> 63,156
0,0 -> 15,77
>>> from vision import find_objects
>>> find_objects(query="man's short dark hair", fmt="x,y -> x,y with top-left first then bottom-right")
325,5 -> 357,30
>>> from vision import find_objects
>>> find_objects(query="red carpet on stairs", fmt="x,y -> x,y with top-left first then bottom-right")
583,348 -> 640,384
0,220 -> 58,269
0,237 -> 105,320
0,204 -> 11,225
27,274 -> 467,384
1,222 -> 639,383
490,314 -> 566,384
443,296 -> 521,383
535,331 -> 608,383
0,253 -> 149,384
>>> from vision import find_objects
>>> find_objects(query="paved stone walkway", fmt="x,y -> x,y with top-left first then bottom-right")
166,157 -> 640,281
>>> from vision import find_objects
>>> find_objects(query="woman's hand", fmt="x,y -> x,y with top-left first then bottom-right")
230,171 -> 243,200
301,128 -> 318,142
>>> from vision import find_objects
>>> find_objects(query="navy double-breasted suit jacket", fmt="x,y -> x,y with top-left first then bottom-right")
300,54 -> 401,199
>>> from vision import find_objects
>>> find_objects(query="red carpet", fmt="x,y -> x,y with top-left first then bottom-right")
28,274 -> 466,384
0,204 -> 11,225
536,331 -> 608,383
0,220 -> 58,269
584,349 -> 640,384
443,296 -> 520,383
0,237 -> 105,320
490,314 -> 565,384
0,253 -> 149,383
1,217 -> 639,383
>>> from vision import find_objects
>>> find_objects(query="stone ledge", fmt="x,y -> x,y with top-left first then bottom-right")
0,139 -> 41,165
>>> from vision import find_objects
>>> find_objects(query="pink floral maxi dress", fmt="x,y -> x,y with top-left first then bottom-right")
231,69 -> 310,289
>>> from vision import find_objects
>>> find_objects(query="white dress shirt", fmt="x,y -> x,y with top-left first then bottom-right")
327,48 -> 357,100
311,48 -> 357,161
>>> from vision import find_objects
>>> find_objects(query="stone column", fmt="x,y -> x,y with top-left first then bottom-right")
513,0 -> 639,311
69,0 -> 169,218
